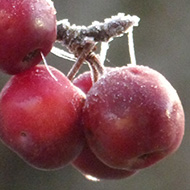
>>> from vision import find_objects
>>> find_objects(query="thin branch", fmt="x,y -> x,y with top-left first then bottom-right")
67,40 -> 96,81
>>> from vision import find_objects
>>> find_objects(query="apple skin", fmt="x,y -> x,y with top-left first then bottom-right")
0,0 -> 57,74
72,70 -> 138,180
72,143 -> 138,181
73,71 -> 93,94
82,65 -> 185,170
73,67 -> 113,93
0,65 -> 85,170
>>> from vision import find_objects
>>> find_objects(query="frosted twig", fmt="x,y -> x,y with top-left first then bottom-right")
56,13 -> 140,58
53,13 -> 140,82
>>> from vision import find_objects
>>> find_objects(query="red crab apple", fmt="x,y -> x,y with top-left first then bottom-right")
0,0 -> 57,74
73,67 -> 113,93
72,70 -> 138,180
73,71 -> 94,94
82,65 -> 185,170
0,65 -> 85,170
72,143 -> 138,181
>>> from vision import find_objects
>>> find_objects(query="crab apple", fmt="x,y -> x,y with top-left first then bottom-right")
0,0 -> 57,75
73,71 -> 94,93
82,65 -> 185,170
72,143 -> 138,181
73,71 -> 138,180
0,65 -> 86,170
73,68 -> 113,94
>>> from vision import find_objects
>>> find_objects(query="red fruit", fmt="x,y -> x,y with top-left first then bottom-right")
0,65 -> 85,170
73,68 -> 113,94
72,143 -> 137,181
73,71 -> 93,93
73,70 -> 138,180
0,0 -> 57,74
82,65 -> 185,170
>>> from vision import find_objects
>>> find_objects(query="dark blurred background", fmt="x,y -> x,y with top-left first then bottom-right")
0,0 -> 190,189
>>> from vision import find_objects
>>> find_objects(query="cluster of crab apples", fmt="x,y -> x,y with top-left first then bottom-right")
0,0 -> 185,181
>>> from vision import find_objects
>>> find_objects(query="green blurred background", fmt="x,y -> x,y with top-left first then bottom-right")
0,0 -> 190,189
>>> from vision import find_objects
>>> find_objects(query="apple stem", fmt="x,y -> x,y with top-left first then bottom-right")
40,52 -> 58,81
87,61 -> 99,84
128,27 -> 137,66
67,48 -> 105,83
86,53 -> 105,83
67,40 -> 96,81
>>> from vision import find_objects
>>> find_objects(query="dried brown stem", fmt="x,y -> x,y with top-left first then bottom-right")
87,61 -> 99,84
67,41 -> 96,81
86,53 -> 105,82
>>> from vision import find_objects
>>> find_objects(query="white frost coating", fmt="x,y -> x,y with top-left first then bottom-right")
84,36 -> 95,43
57,19 -> 87,30
40,52 -> 58,81
128,28 -> 137,66
99,42 -> 110,65
51,46 -> 77,61
57,19 -> 70,26
130,15 -> 140,27
105,13 -> 140,29
91,20 -> 101,27
46,0 -> 57,14
88,13 -> 140,36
